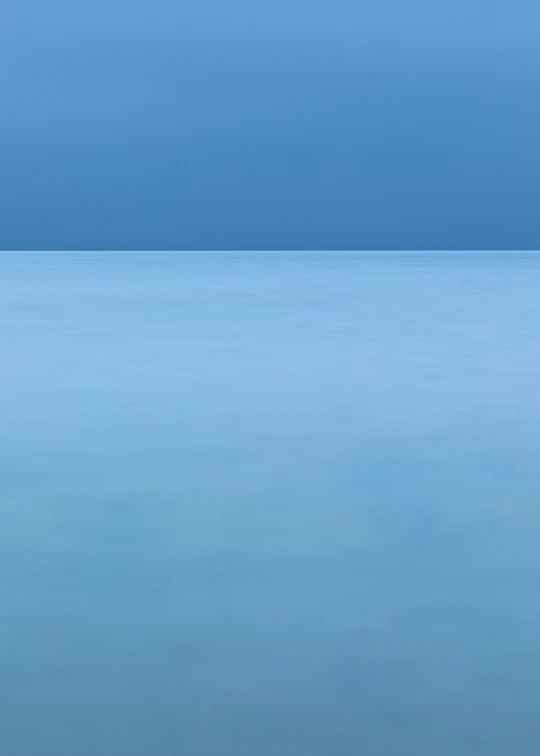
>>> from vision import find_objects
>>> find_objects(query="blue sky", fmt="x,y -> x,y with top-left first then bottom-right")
1,0 -> 539,249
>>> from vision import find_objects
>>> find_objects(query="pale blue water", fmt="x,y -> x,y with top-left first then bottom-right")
2,251 -> 540,755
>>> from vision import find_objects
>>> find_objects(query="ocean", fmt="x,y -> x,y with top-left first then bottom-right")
2,251 -> 540,755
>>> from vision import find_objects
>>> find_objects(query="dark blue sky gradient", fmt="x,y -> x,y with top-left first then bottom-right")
1,0 -> 539,249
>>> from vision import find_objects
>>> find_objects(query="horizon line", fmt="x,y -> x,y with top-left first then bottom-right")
1,249 -> 540,255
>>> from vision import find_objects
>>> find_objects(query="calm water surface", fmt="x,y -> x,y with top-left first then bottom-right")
2,252 -> 540,755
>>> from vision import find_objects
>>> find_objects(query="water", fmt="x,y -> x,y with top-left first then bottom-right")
2,251 -> 540,755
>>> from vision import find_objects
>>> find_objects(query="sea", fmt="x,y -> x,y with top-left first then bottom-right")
2,251 -> 540,755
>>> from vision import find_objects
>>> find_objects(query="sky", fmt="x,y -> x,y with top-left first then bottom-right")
1,0 -> 539,249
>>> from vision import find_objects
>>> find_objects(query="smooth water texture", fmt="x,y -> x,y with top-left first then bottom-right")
2,252 -> 540,755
